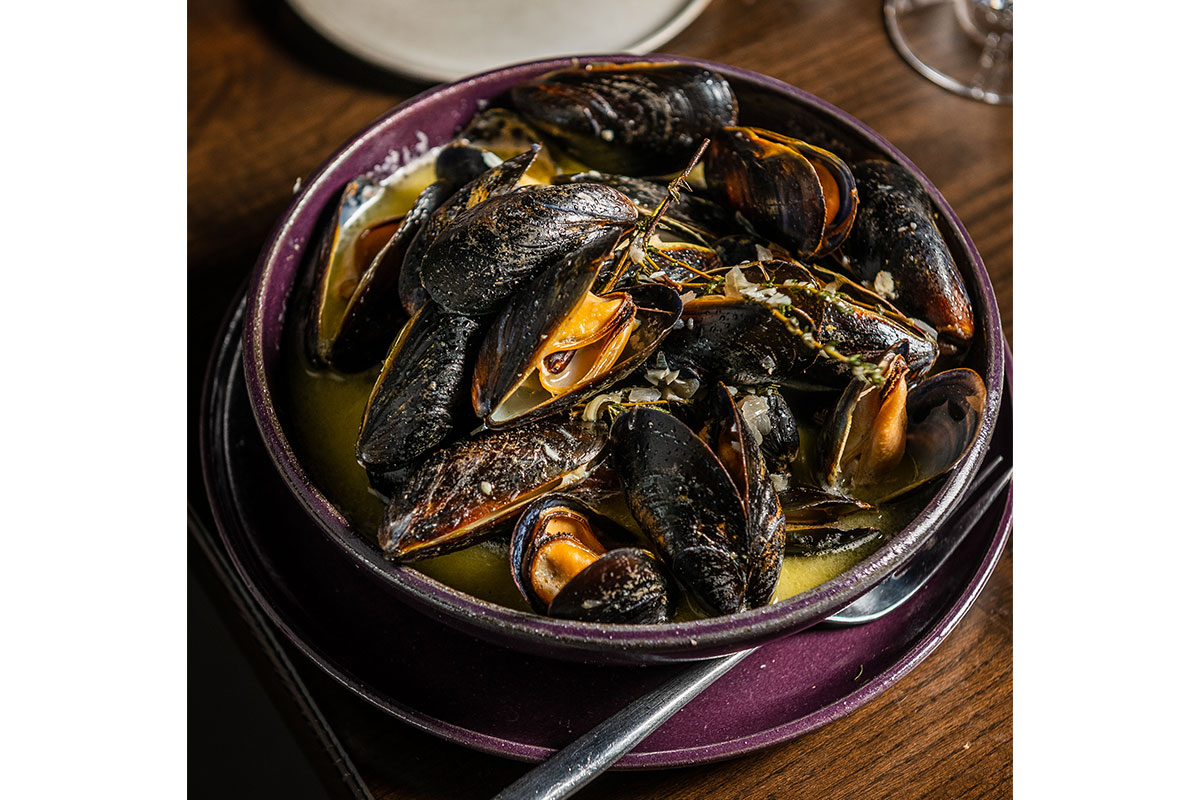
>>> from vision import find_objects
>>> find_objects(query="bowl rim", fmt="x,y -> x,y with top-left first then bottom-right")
242,53 -> 1004,657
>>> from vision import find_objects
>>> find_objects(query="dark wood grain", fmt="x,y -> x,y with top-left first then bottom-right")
189,0 -> 1012,796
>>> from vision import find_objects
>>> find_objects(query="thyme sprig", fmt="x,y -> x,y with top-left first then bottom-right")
601,139 -> 711,293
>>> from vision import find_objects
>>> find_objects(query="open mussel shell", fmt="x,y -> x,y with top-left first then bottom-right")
610,392 -> 784,615
379,417 -> 608,561
306,175 -> 417,371
472,239 -> 683,428
818,353 -> 911,493
420,182 -> 639,316
778,486 -> 874,525
397,146 -> 543,316
817,357 -> 985,504
355,304 -> 483,472
705,127 -> 857,258
509,494 -> 672,623
510,62 -> 738,176
903,367 -> 987,491
840,159 -> 974,353
661,261 -> 938,388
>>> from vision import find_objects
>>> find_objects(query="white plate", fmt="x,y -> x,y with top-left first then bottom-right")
287,0 -> 712,83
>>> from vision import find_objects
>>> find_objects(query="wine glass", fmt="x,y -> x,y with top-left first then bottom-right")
883,0 -> 1012,105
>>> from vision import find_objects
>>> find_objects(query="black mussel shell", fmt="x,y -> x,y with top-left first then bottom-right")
661,262 -> 937,388
434,143 -> 496,187
736,392 -> 800,476
420,182 -> 638,315
840,160 -> 974,353
398,146 -> 542,315
705,127 -> 857,258
610,399 -> 784,615
457,108 -> 558,182
778,486 -> 874,525
509,494 -> 672,624
355,304 -> 483,472
700,385 -> 786,609
379,418 -> 607,561
553,172 -> 738,242
511,62 -> 737,176
817,353 -> 911,493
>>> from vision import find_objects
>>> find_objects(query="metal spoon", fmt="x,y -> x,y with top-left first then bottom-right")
491,457 -> 1012,800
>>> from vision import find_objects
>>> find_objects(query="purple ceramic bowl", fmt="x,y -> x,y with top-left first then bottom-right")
243,54 -> 1005,665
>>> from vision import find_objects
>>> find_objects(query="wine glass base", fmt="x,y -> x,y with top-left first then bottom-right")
884,0 -> 1012,105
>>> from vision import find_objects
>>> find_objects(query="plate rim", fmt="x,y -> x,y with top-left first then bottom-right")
284,0 -> 713,83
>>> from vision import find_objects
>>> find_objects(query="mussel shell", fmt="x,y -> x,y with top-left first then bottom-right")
816,362 -> 985,504
817,353 -> 910,492
379,417 -> 607,561
315,179 -> 455,373
661,262 -> 938,387
549,549 -> 673,624
705,127 -> 857,258
510,62 -> 738,176
840,160 -> 974,352
509,494 -> 672,623
433,143 -> 497,187
473,236 -> 683,427
700,386 -> 786,609
713,233 -> 774,266
421,182 -> 639,316
662,297 -> 801,386
305,176 -> 409,371
553,172 -> 738,243
737,392 -> 801,476
778,486 -> 873,525
355,303 -> 483,472
398,146 -> 542,315
610,403 -> 784,615
903,367 -> 986,490
637,242 -> 723,285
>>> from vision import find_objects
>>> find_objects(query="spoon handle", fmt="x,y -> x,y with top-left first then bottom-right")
490,649 -> 754,800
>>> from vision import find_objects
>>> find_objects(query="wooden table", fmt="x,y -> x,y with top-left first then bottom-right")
189,0 -> 1012,797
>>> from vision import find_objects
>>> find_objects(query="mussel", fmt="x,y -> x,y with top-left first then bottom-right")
817,354 -> 986,503
355,304 -> 483,472
420,182 -> 639,315
397,146 -> 544,316
610,386 -> 785,615
839,159 -> 974,353
661,262 -> 938,388
705,127 -> 858,258
306,175 -> 426,371
379,417 -> 608,560
510,494 -> 673,623
472,237 -> 683,427
511,62 -> 738,176
553,172 -> 738,244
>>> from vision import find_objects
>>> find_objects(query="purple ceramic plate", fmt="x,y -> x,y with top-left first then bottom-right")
205,294 -> 1013,767
243,54 -> 1006,663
